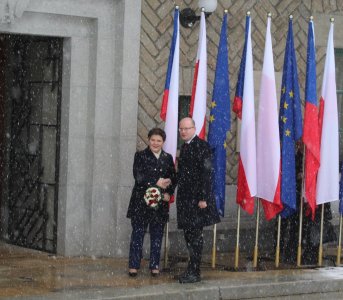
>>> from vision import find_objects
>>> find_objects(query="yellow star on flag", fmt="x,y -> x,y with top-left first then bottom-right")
285,129 -> 291,136
289,90 -> 294,98
209,115 -> 215,123
282,86 -> 286,94
223,141 -> 227,149
284,101 -> 289,109
282,116 -> 287,123
211,101 -> 217,109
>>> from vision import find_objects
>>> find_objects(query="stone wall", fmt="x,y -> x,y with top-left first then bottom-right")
138,0 -> 343,184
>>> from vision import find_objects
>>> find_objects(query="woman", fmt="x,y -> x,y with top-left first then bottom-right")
127,128 -> 176,277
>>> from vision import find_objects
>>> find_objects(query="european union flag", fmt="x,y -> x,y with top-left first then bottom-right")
208,13 -> 230,217
279,18 -> 303,218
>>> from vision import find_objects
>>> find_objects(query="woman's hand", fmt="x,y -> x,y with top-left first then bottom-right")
163,193 -> 170,202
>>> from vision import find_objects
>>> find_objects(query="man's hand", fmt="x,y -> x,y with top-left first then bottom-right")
156,178 -> 171,189
198,200 -> 207,209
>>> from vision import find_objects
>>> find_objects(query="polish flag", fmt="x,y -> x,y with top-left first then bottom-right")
316,21 -> 339,205
256,16 -> 283,220
189,11 -> 207,140
236,15 -> 257,215
160,8 -> 179,162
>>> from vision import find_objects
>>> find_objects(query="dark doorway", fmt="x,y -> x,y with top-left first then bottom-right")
0,34 -> 63,253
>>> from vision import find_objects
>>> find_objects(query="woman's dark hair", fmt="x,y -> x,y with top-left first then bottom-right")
148,128 -> 166,142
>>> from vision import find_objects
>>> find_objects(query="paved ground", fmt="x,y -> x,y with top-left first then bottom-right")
1,242 -> 343,299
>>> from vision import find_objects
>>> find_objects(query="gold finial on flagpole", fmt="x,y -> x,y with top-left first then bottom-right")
310,16 -> 313,21
224,9 -> 228,14
247,11 -> 251,16
330,17 -> 335,23
289,14 -> 293,20
268,12 -> 272,18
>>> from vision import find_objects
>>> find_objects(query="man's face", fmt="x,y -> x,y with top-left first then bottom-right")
179,119 -> 196,142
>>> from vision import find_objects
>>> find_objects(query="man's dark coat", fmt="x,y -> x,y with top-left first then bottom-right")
176,135 -> 220,229
127,147 -> 176,224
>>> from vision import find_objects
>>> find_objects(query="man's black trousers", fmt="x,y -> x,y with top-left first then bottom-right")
183,227 -> 203,275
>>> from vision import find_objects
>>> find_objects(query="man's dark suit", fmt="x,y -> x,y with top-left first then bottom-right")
177,135 -> 220,277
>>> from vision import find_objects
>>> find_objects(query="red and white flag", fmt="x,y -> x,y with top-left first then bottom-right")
256,16 -> 283,220
189,11 -> 207,139
236,15 -> 257,215
160,8 -> 180,162
316,21 -> 339,205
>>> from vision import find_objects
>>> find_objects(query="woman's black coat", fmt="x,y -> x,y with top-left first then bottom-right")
127,147 -> 176,224
176,135 -> 221,229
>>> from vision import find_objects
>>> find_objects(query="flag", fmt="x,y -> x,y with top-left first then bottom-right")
189,11 -> 207,140
232,15 -> 250,119
160,8 -> 180,162
303,19 -> 320,219
256,16 -> 283,220
208,12 -> 230,217
235,14 -> 257,215
316,21 -> 339,205
340,163 -> 343,215
278,18 -> 303,218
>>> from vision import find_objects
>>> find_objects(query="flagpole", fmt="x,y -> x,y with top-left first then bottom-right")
297,145 -> 306,267
253,199 -> 260,268
235,206 -> 241,269
337,215 -> 342,265
297,194 -> 304,267
211,224 -> 217,268
275,215 -> 281,267
163,222 -> 169,269
318,204 -> 324,266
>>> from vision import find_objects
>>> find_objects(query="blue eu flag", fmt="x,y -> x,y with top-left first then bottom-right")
207,13 -> 230,217
279,18 -> 303,218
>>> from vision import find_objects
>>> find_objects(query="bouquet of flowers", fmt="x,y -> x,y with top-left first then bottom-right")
144,187 -> 163,209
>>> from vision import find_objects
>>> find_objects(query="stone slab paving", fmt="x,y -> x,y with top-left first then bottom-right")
1,242 -> 343,299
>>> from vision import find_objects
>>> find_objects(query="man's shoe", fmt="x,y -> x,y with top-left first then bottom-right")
178,272 -> 201,284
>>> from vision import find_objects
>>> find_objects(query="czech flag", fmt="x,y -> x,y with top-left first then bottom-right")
232,15 -> 249,120
235,13 -> 257,215
303,18 -> 320,219
160,7 -> 180,162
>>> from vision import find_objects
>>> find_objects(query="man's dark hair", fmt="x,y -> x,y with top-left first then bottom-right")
148,128 -> 166,142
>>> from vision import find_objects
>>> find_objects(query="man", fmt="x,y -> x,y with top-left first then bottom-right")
176,117 -> 220,283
